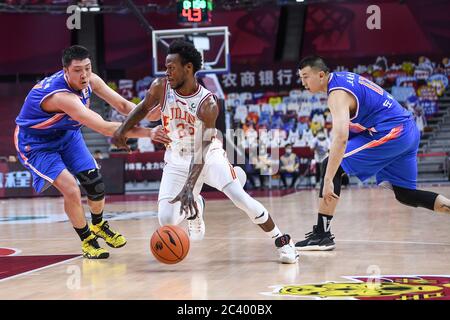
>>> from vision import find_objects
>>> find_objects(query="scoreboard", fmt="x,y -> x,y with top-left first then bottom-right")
177,0 -> 213,25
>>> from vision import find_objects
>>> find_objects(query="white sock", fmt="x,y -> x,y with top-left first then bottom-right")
266,226 -> 282,239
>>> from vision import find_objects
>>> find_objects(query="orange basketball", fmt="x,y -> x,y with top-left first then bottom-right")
150,225 -> 190,264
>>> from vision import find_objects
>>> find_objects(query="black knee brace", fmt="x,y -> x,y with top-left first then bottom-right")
319,157 -> 346,198
76,169 -> 105,201
392,185 -> 438,210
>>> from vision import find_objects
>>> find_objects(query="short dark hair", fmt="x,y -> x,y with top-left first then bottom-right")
62,45 -> 90,67
298,56 -> 329,73
168,40 -> 203,74
285,143 -> 293,148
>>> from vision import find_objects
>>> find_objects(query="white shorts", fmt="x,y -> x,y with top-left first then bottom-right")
158,144 -> 238,202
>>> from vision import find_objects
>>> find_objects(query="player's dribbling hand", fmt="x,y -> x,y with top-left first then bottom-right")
150,125 -> 172,145
323,178 -> 339,205
170,186 -> 199,219
111,131 -> 131,152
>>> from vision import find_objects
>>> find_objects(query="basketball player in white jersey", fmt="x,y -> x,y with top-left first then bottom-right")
113,40 -> 298,263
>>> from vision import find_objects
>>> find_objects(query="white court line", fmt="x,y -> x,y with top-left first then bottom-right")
205,237 -> 450,246
1,237 -> 450,247
336,239 -> 450,246
0,255 -> 82,283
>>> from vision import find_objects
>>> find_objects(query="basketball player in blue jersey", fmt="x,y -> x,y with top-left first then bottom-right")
294,56 -> 450,251
15,45 -> 164,259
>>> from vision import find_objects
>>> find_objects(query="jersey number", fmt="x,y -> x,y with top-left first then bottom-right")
176,123 -> 195,138
359,77 -> 384,95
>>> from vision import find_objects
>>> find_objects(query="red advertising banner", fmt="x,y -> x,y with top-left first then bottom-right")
110,151 -> 165,182
109,148 -> 313,183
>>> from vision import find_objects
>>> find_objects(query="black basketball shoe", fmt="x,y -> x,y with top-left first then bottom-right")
295,225 -> 335,251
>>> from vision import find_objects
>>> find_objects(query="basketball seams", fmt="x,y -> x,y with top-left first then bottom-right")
151,243 -> 179,263
151,226 -> 190,264
151,232 -> 179,263
166,225 -> 188,258
156,229 -> 182,260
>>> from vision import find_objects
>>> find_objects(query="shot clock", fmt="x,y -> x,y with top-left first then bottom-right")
177,0 -> 212,25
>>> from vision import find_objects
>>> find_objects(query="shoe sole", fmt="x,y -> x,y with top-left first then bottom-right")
188,231 -> 205,241
280,256 -> 299,264
83,252 -> 109,259
295,244 -> 335,251
106,241 -> 127,249
278,254 -> 300,264
189,238 -> 204,242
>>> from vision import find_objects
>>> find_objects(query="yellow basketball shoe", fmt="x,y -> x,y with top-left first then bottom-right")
90,220 -> 127,248
82,234 -> 109,259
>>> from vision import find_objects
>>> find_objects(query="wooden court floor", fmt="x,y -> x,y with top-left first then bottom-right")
1,186 -> 450,300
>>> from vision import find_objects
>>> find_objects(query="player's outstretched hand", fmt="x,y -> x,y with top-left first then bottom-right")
170,185 -> 199,219
111,130 -> 131,152
150,125 -> 172,145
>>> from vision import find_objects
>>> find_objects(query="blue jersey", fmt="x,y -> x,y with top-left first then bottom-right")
16,70 -> 91,134
328,72 -> 412,133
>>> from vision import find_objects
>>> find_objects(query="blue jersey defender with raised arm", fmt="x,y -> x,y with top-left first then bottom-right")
16,70 -> 96,193
294,56 -> 450,251
14,45 -> 158,259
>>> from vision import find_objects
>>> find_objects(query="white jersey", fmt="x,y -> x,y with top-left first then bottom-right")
161,80 -> 213,154
158,80 -> 238,201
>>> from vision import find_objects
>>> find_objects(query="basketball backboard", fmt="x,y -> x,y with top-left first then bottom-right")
152,26 -> 230,76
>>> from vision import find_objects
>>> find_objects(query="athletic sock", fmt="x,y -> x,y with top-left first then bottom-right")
266,225 -> 282,239
74,224 -> 91,241
91,211 -> 103,225
317,213 -> 333,233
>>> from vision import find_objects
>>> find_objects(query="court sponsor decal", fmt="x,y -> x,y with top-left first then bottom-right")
0,210 -> 157,225
262,275 -> 450,300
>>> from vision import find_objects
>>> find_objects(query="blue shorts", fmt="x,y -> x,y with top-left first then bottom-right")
14,126 -> 98,193
341,120 -> 420,190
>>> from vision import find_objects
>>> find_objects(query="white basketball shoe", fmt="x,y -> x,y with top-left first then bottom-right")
188,195 -> 206,241
275,234 -> 299,264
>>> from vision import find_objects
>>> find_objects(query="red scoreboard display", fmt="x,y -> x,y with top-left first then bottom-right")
177,0 -> 212,25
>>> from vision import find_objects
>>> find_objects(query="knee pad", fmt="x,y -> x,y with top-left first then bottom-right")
393,186 -> 418,207
393,185 -> 438,210
319,157 -> 345,198
76,169 -> 105,201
